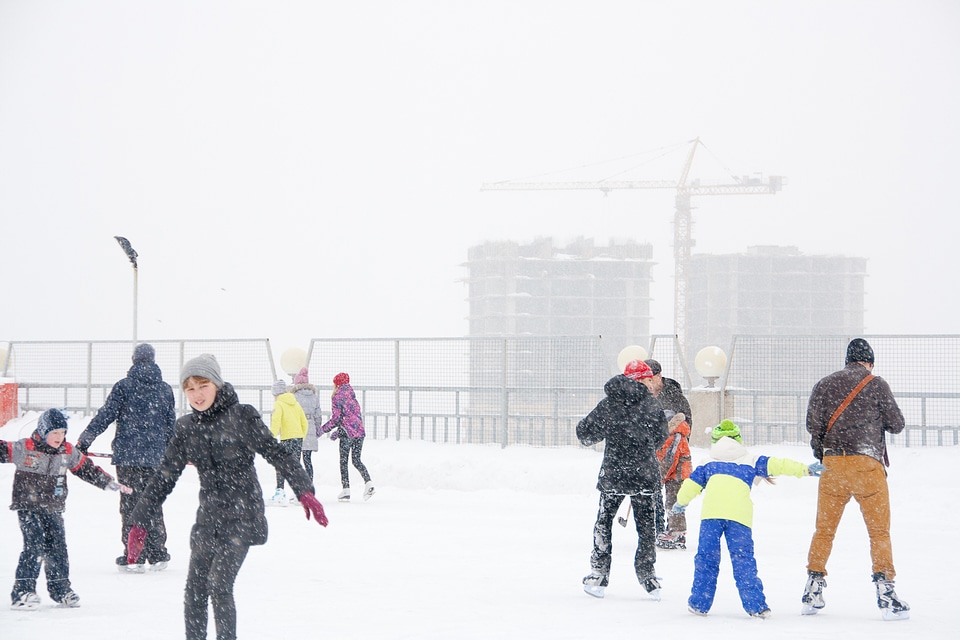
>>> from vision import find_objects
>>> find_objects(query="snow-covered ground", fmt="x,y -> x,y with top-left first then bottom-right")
0,413 -> 956,639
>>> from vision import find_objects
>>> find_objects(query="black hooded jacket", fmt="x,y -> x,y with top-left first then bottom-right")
130,383 -> 314,546
576,375 -> 669,495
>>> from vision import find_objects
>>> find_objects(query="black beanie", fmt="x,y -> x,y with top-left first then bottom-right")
644,359 -> 662,376
845,338 -> 875,365
37,408 -> 69,437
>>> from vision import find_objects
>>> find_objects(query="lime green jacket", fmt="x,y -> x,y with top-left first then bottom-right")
676,437 -> 810,528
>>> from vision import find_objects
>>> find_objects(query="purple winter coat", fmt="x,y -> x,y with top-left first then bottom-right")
318,383 -> 365,440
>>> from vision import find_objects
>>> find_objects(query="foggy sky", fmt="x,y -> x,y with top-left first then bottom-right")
2,1 -> 958,363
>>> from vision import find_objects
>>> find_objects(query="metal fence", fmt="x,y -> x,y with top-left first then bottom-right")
1,339 -> 277,418
721,335 -> 960,447
2,335 -> 957,448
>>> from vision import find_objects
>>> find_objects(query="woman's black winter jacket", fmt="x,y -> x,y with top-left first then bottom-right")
131,383 -> 314,546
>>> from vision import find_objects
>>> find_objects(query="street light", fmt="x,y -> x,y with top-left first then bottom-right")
114,236 -> 138,345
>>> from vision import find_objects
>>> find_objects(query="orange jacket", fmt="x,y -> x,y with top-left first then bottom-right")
657,419 -> 692,481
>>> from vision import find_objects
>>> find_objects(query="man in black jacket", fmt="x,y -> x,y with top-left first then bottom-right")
577,359 -> 669,600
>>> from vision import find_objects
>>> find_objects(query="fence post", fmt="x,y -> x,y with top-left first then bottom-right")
86,342 -> 93,416
501,339 -> 508,448
395,340 -> 401,441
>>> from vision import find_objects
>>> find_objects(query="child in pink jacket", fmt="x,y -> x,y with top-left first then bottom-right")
318,372 -> 375,501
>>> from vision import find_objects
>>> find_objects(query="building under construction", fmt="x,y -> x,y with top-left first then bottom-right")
685,245 -> 867,357
463,237 -> 654,348
464,241 -> 867,380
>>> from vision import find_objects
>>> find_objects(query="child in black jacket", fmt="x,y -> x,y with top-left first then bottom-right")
127,354 -> 328,640
1,408 -> 131,610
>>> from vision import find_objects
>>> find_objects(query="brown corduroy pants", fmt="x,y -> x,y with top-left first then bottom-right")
807,454 -> 896,579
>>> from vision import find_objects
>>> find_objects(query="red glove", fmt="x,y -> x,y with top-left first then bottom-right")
127,525 -> 147,565
299,492 -> 329,527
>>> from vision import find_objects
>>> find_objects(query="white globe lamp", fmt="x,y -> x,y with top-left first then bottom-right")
694,346 -> 727,388
280,347 -> 308,378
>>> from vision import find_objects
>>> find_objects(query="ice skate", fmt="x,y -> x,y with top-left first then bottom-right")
640,575 -> 661,601
655,530 -> 686,550
54,590 -> 80,608
338,487 -> 351,502
149,560 -> 169,572
363,481 -> 376,502
10,592 -> 40,611
873,573 -> 910,621
582,573 -> 607,598
268,488 -> 288,506
801,571 -> 826,615
117,556 -> 146,574
750,608 -> 771,619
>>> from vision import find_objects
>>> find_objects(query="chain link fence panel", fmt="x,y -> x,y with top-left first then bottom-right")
3,335 -> 956,449
722,335 -> 960,447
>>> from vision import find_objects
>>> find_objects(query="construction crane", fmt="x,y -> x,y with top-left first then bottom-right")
480,137 -> 785,355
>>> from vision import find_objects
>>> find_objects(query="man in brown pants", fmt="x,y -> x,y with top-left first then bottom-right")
802,338 -> 910,621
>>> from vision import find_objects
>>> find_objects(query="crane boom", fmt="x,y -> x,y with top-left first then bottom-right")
479,138 -> 784,358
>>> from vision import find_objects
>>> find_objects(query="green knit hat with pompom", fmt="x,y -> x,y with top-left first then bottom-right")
710,419 -> 742,443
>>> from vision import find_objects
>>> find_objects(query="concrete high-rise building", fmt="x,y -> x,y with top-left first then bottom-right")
464,238 -> 654,414
686,245 -> 867,357
464,237 -> 654,342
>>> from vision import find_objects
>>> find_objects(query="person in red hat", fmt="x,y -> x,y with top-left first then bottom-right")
318,372 -> 375,502
577,359 -> 669,600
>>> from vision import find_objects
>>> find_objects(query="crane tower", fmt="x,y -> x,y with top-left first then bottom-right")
480,137 -> 785,357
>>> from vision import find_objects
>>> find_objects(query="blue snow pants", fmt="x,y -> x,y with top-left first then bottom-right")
689,518 -> 768,615
12,510 -> 71,602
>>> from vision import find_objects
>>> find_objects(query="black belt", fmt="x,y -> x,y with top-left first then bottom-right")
822,449 -> 863,457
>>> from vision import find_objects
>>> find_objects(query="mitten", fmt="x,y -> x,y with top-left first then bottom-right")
299,492 -> 329,527
807,462 -> 826,477
75,442 -> 89,455
329,430 -> 339,441
107,481 -> 134,494
671,503 -> 686,514
127,526 -> 147,565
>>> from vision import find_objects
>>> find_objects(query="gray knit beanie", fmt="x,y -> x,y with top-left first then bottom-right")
133,343 -> 155,364
272,379 -> 288,396
180,354 -> 224,388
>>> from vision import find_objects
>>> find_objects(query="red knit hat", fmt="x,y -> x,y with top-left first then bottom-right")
333,372 -> 350,386
623,359 -> 654,381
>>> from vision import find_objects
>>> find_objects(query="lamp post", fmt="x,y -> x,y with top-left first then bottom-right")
688,346 -> 730,447
114,236 -> 139,345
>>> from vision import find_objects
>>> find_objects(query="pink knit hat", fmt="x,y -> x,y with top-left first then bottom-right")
294,367 -> 309,385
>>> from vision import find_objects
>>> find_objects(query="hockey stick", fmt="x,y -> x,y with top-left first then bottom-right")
617,502 -> 632,527
84,451 -> 113,459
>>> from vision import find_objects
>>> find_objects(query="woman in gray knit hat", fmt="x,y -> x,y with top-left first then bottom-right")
126,354 -> 328,640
